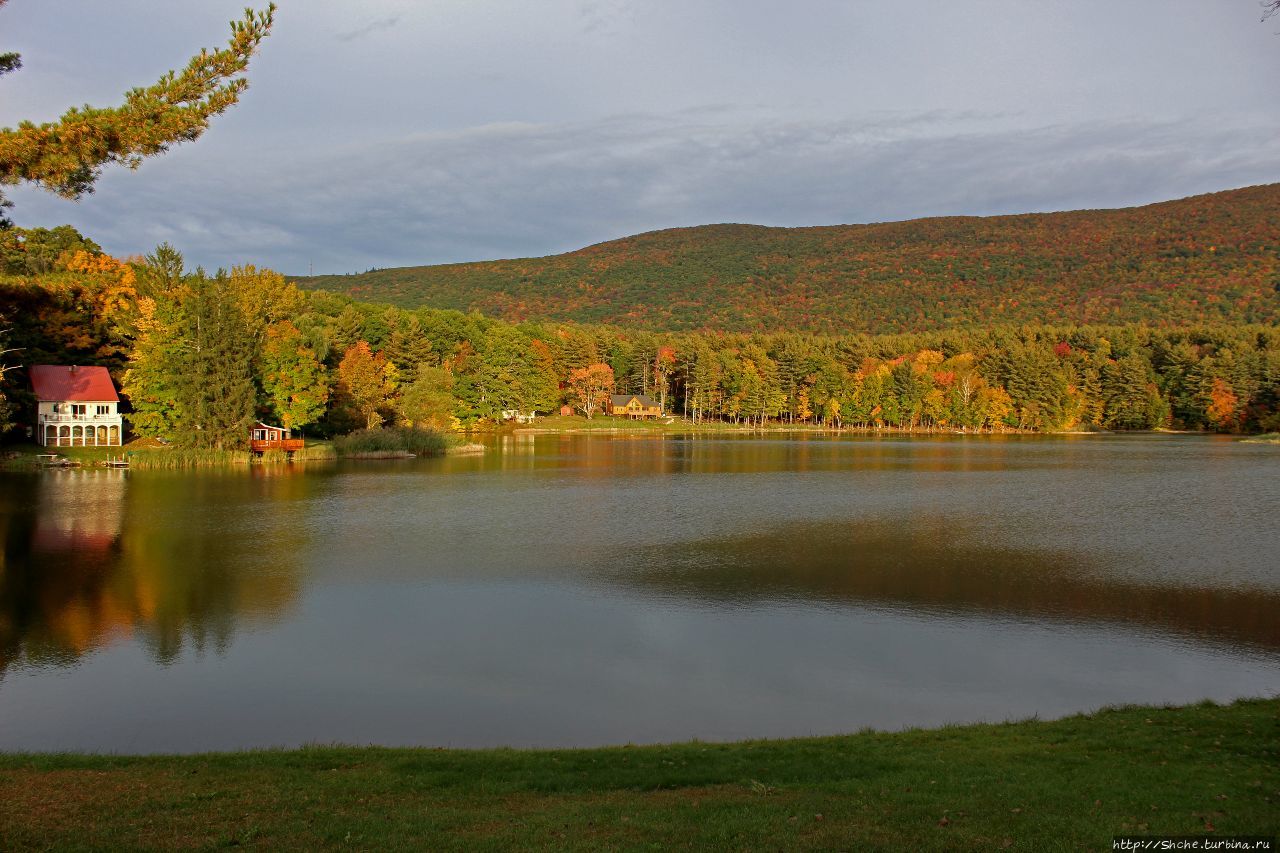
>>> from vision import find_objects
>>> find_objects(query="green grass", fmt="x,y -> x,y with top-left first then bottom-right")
0,698 -> 1275,851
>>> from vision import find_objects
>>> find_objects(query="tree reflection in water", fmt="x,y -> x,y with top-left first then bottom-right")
0,467 -> 307,676
621,517 -> 1280,655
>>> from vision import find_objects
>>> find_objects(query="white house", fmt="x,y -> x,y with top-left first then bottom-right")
31,365 -> 123,447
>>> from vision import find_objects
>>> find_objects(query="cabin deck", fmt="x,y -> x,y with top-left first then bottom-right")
250,439 -> 305,453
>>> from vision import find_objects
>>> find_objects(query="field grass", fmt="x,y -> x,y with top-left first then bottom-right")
0,698 -> 1275,851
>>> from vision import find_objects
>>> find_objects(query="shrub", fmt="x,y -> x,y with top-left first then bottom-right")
333,427 -> 446,457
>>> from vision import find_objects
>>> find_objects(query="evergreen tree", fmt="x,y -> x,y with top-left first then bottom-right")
175,276 -> 256,449
400,365 -> 457,430
0,3 -> 276,218
1102,353 -> 1167,429
384,313 -> 436,374
330,306 -> 367,356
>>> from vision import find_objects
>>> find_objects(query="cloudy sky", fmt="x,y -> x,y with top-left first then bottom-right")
3,1 -> 1279,274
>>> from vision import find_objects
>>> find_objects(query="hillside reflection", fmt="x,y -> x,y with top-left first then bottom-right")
0,468 -> 308,676
622,518 -> 1280,654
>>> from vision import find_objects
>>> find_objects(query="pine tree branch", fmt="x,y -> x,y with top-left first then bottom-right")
0,4 -> 276,200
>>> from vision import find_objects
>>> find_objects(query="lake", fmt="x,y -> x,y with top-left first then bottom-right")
1,433 -> 1277,753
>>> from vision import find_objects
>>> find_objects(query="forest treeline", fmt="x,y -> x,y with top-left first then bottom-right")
2,232 -> 1279,447
296,184 -> 1280,333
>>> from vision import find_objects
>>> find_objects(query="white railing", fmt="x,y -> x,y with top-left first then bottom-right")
39,413 -> 119,423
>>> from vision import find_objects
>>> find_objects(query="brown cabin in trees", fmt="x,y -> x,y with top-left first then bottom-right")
250,422 -> 304,453
609,394 -> 663,418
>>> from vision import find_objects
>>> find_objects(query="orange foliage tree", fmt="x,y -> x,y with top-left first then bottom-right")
336,341 -> 397,430
567,362 -> 615,419
1205,378 -> 1240,432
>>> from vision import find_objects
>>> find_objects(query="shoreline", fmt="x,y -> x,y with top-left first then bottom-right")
2,425 -> 1269,471
2,698 -> 1275,849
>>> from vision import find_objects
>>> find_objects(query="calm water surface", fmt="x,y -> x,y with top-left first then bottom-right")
1,433 -> 1277,752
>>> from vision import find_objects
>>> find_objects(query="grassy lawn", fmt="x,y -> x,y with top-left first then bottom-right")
0,698 -> 1275,851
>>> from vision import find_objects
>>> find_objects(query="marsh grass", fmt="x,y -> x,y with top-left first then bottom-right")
290,441 -> 337,461
1,444 -> 252,469
333,427 -> 447,457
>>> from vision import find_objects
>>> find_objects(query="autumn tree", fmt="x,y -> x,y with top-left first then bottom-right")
122,247 -> 191,438
567,362 -> 615,418
259,321 -> 328,431
227,266 -> 306,348
1204,377 -> 1240,432
335,341 -> 398,430
0,2 -> 276,221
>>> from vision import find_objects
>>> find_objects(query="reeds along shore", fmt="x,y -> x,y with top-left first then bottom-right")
2,427 -> 454,469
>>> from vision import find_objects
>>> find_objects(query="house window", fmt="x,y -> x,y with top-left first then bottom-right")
96,405 -> 110,416
71,404 -> 87,417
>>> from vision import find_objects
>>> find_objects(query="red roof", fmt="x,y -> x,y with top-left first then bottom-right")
30,365 -> 120,402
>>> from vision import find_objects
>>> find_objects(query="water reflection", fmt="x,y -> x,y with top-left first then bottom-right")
0,468 -> 306,676
1,435 -> 1277,751
620,517 -> 1280,654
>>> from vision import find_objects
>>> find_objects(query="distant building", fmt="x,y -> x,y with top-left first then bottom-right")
31,365 -> 123,447
609,394 -> 663,418
250,422 -> 304,453
500,409 -> 538,425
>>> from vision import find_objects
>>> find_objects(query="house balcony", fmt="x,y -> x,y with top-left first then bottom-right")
39,413 -> 120,424
250,439 -> 305,453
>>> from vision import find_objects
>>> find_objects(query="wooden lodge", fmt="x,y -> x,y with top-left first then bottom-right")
609,394 -> 663,418
250,422 -> 304,453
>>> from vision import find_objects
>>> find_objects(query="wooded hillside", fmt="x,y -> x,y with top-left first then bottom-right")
296,184 -> 1280,333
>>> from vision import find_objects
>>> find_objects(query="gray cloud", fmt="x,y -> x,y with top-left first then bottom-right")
577,0 -> 637,36
5,1 -> 1279,274
336,16 -> 401,42
14,109 -> 1278,275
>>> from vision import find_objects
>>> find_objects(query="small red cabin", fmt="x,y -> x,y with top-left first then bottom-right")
250,422 -> 304,453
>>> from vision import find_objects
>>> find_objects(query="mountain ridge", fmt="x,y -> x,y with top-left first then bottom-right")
294,183 -> 1280,333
